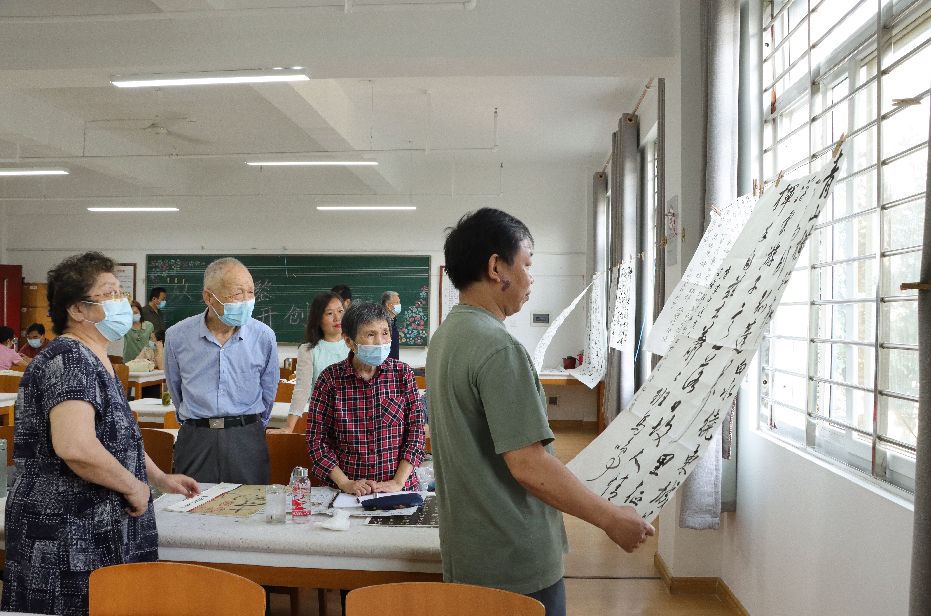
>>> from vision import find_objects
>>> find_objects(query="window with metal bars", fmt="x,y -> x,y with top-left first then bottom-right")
758,0 -> 928,495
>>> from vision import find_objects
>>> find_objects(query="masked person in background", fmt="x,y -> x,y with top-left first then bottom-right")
306,301 -> 425,496
164,257 -> 278,484
380,290 -> 402,361
17,323 -> 50,366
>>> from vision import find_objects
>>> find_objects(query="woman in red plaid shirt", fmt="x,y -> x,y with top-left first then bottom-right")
306,301 -> 426,496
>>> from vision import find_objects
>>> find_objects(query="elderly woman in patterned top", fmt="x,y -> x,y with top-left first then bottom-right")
1,252 -> 200,616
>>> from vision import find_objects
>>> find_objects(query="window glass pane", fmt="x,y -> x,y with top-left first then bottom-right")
815,341 -> 875,388
882,147 -> 929,204
815,381 -> 872,431
883,300 -> 918,345
816,302 -> 876,342
882,104 -> 929,159
825,170 -> 877,221
881,349 -> 919,397
772,304 -> 809,337
883,199 -> 926,251
847,126 -> 878,175
771,336 -> 808,367
781,268 -> 810,302
882,34 -> 931,114
816,260 -> 876,299
773,370 -> 807,408
772,402 -> 807,431
816,212 -> 876,263
816,2 -> 876,61
884,397 -> 919,447
882,251 -> 921,296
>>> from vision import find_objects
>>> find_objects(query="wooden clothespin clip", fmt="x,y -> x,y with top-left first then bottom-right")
901,282 -> 931,291
639,252 -> 645,260
660,237 -> 668,247
752,179 -> 758,197
710,204 -> 721,217
832,132 -> 848,159
892,97 -> 922,108
774,170 -> 785,188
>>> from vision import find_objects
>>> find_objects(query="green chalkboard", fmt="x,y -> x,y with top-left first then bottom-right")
145,255 -> 431,345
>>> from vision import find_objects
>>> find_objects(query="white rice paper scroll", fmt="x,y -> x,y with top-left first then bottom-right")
531,276 -> 599,374
608,263 -> 634,351
568,272 -> 607,388
567,148 -> 847,520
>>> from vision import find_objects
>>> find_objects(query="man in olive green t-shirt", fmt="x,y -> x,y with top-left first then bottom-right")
428,208 -> 654,616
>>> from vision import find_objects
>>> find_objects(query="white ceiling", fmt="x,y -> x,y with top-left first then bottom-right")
0,0 -> 679,203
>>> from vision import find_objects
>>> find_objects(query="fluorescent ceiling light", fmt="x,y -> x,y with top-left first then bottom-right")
88,207 -> 179,212
111,68 -> 309,88
317,206 -> 416,211
247,161 -> 377,166
0,168 -> 69,176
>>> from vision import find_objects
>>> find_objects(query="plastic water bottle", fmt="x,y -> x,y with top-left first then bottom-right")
290,466 -> 311,524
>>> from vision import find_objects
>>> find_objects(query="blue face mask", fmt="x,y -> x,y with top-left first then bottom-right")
354,342 -> 391,367
392,304 -> 402,315
148,341 -> 156,349
27,338 -> 42,349
158,300 -> 167,309
84,298 -> 134,341
210,293 -> 255,327
132,313 -> 142,323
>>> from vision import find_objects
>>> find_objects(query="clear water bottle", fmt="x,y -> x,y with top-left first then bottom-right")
290,466 -> 311,524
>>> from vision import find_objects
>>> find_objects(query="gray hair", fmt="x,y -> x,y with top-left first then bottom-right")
380,290 -> 399,305
342,301 -> 392,341
203,257 -> 245,292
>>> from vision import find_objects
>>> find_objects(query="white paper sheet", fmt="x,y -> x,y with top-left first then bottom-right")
568,273 -> 608,388
532,277 -> 599,373
164,483 -> 242,513
609,264 -> 634,351
567,147 -> 847,519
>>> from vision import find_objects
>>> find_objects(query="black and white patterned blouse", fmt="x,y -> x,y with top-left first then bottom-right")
1,337 -> 158,616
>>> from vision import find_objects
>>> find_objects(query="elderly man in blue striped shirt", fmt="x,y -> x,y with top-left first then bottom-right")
164,257 -> 278,484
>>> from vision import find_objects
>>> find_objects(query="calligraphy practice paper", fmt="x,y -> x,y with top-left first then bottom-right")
532,276 -> 599,373
569,273 -> 607,388
567,148 -> 846,519
609,264 -> 634,351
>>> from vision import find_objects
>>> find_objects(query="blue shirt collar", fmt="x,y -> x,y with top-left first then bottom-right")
197,308 -> 248,346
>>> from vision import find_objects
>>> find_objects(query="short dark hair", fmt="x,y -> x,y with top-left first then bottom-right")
380,291 -> 398,306
330,284 -> 352,301
0,326 -> 14,345
443,208 -> 533,290
130,300 -> 145,320
25,323 -> 45,336
154,329 -> 166,343
341,301 -> 391,341
47,252 -> 117,336
149,287 -> 167,301
303,291 -> 344,348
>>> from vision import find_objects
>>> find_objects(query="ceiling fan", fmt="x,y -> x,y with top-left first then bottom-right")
88,115 -> 211,145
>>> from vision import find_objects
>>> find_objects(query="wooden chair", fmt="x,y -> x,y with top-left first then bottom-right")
0,404 -> 13,427
131,410 -> 139,423
89,562 -> 265,616
9,363 -> 26,372
280,366 -> 295,381
140,428 -> 173,474
107,354 -> 123,365
275,381 -> 295,403
112,363 -> 130,398
266,432 -> 323,486
293,412 -> 308,435
0,425 -> 14,466
346,583 -> 544,616
163,410 -> 181,429
415,375 -> 426,390
0,374 -> 22,393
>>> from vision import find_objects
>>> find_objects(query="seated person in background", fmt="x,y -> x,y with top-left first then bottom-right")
0,326 -> 27,370
18,323 -> 49,365
268,291 -> 349,434
330,284 -> 352,311
307,301 -> 425,496
122,300 -> 154,363
127,330 -> 165,371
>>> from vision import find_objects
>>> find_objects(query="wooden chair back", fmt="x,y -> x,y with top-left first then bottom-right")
275,381 -> 295,403
346,583 -> 544,616
0,425 -> 14,466
163,410 -> 181,429
140,428 -> 174,474
0,374 -> 21,394
89,562 -> 265,616
266,432 -> 323,486
280,366 -> 295,381
293,412 -> 308,435
131,410 -> 139,423
107,354 -> 124,365
415,375 -> 426,390
8,363 -> 25,373
112,364 -> 130,398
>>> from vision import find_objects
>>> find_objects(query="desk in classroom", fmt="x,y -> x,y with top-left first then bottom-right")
0,392 -> 16,426
128,369 -> 165,401
154,491 -> 443,590
537,370 -> 607,433
129,399 -> 292,429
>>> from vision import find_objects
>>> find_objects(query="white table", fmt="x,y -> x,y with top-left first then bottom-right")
0,393 -> 17,425
127,369 -> 165,400
155,490 -> 442,589
129,399 -> 292,429
0,393 -> 17,406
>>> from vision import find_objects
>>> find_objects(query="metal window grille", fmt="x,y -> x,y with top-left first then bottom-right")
759,0 -> 929,494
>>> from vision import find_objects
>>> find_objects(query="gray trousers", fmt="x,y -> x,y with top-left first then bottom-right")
173,420 -> 270,484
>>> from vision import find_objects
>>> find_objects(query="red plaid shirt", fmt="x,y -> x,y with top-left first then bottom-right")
307,353 -> 426,490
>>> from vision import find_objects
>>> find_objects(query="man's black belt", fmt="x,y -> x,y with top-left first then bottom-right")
183,414 -> 261,429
